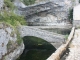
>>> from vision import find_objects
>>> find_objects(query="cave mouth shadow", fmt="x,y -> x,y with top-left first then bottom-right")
17,36 -> 56,60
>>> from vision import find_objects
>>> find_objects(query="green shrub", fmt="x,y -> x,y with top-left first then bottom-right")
2,0 -> 27,46
16,31 -> 23,45
68,9 -> 73,24
10,0 -> 15,2
0,11 -> 26,46
23,0 -> 36,5
4,0 -> 15,9
0,11 -> 27,27
65,34 -> 69,40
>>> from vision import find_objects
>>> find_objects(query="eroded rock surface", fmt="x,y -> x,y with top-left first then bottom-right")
0,23 -> 24,60
15,0 -> 79,26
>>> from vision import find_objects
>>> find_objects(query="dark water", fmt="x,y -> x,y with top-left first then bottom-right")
17,49 -> 54,60
17,36 -> 56,60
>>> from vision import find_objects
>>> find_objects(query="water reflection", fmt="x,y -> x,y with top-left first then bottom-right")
17,36 -> 56,60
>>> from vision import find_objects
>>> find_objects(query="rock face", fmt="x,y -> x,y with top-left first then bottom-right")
0,0 -> 4,10
4,43 -> 24,60
15,0 -> 79,26
19,26 -> 65,43
14,0 -> 26,8
65,29 -> 80,60
18,26 -> 65,48
0,23 -> 24,60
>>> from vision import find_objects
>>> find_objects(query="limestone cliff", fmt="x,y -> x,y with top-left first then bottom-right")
15,0 -> 79,26
0,23 -> 24,60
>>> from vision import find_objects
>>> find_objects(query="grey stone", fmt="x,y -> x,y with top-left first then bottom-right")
4,43 -> 24,60
14,0 -> 27,8
15,0 -> 79,26
0,23 -> 24,60
18,26 -> 65,48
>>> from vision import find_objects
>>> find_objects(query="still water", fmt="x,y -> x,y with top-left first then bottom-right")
17,36 -> 56,60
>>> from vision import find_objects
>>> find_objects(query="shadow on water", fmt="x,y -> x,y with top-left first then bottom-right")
17,36 -> 56,60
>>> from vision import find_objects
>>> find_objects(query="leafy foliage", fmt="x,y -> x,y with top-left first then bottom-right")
2,0 -> 26,46
65,34 -> 69,40
23,0 -> 36,5
0,11 -> 27,27
0,11 -> 26,46
4,0 -> 15,9
16,31 -> 23,46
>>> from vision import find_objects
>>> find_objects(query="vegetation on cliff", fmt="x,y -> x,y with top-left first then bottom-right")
0,11 -> 26,27
4,0 -> 15,9
23,0 -> 36,5
2,0 -> 27,26
0,0 -> 27,46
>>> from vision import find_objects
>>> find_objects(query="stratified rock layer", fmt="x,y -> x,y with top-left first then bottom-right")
15,0 -> 79,26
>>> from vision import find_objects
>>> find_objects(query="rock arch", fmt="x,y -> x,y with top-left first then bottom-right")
18,26 -> 65,48
22,36 -> 56,50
